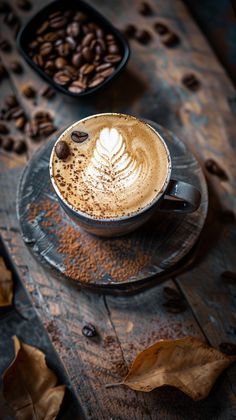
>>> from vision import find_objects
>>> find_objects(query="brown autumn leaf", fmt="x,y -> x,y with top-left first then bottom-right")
3,336 -> 66,420
123,336 -> 236,400
0,256 -> 13,307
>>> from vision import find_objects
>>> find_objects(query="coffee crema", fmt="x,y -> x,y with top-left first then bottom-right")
51,114 -> 170,219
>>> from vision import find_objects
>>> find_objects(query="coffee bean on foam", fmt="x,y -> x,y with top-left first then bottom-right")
52,114 -> 170,219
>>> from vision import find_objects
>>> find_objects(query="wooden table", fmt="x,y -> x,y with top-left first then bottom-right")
0,0 -> 236,418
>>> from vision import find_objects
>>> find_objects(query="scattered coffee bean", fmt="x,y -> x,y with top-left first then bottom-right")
15,116 -> 26,130
182,73 -> 200,91
71,131 -> 88,143
219,342 -> 236,356
82,323 -> 97,338
138,2 -> 152,16
135,29 -> 151,44
2,136 -> 13,151
123,24 -> 137,38
154,22 -> 169,35
5,94 -> 18,109
40,85 -> 56,99
205,159 -> 228,181
0,122 -> 9,134
21,84 -> 36,98
0,39 -> 11,52
38,121 -> 56,136
55,140 -> 70,159
16,0 -> 32,11
34,110 -> 52,122
162,31 -> 180,47
10,107 -> 24,120
219,209 -> 235,224
26,120 -> 39,138
10,60 -> 23,74
13,139 -> 27,154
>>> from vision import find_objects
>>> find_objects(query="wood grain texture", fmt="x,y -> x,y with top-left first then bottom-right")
0,0 -> 236,418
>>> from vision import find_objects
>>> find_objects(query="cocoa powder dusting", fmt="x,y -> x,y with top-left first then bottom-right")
27,199 -> 151,283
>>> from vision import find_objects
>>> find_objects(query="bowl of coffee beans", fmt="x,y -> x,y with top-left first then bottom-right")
17,0 -> 130,96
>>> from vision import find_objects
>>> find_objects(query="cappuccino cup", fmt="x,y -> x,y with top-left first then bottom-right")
49,113 -> 201,237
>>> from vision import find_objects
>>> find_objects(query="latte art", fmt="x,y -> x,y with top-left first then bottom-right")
51,114 -> 170,219
84,127 -> 143,191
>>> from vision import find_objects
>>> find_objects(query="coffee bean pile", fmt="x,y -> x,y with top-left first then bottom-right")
27,9 -> 123,94
25,110 -> 57,140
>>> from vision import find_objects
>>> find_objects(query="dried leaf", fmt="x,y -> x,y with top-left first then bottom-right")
3,336 -> 65,420
123,336 -> 236,400
0,256 -> 13,307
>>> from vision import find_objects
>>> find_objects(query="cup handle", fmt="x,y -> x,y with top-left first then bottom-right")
158,179 -> 201,213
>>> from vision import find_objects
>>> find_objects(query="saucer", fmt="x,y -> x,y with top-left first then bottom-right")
17,122 -> 208,294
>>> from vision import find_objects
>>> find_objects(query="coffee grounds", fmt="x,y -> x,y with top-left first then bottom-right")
27,199 -> 152,283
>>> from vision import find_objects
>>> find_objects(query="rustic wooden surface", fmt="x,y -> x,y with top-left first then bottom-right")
0,0 -> 236,419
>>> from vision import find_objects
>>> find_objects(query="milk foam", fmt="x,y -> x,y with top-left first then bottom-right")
84,127 -> 143,191
52,114 -> 170,219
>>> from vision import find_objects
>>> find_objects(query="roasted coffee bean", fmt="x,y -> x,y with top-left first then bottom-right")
82,323 -> 96,338
28,40 -> 38,50
22,84 -> 36,98
82,46 -> 94,62
123,24 -> 137,38
53,71 -> 71,85
96,28 -> 105,38
219,342 -> 236,356
66,21 -> 80,37
182,73 -> 200,91
68,84 -> 84,94
10,60 -> 23,74
44,60 -> 55,72
9,107 -> 24,120
154,22 -> 169,35
40,42 -> 53,56
162,31 -> 180,47
104,54 -> 122,63
33,54 -> 44,67
82,32 -> 95,47
50,16 -> 67,29
88,75 -> 104,88
16,0 -> 31,11
205,159 -> 228,181
219,209 -> 235,224
4,11 -> 18,26
71,131 -> 89,143
55,140 -> 70,159
80,63 -> 95,75
34,110 -> 52,121
73,11 -> 87,22
49,11 -> 61,19
96,62 -> 112,72
108,43 -> 119,54
26,120 -> 39,138
15,116 -> 26,130
5,94 -> 18,109
13,139 -> 27,154
54,39 -> 63,47
0,39 -> 11,52
2,136 -> 13,151
0,122 -> 9,134
40,85 -> 55,99
138,2 -> 152,15
66,36 -> 77,50
106,34 -> 115,44
36,21 -> 49,35
38,121 -> 56,136
43,32 -> 58,42
99,66 -> 115,78
72,53 -> 83,67
57,42 -> 71,57
135,29 -> 151,44
95,39 -> 106,55
55,57 -> 67,69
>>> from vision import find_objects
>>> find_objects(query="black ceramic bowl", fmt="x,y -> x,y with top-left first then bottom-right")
17,0 -> 130,97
